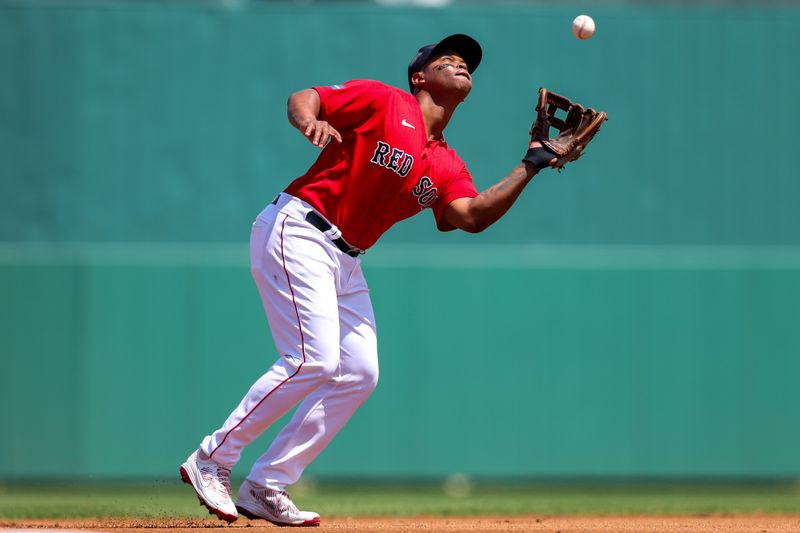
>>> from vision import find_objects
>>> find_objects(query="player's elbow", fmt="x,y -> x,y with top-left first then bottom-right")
287,90 -> 304,107
447,200 -> 492,234
288,89 -> 319,110
286,91 -> 303,118
458,216 -> 490,234
461,223 -> 480,233
287,89 -> 321,128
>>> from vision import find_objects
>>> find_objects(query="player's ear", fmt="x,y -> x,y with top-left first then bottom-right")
411,71 -> 425,91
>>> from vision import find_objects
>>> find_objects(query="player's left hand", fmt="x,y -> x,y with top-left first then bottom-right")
304,120 -> 342,148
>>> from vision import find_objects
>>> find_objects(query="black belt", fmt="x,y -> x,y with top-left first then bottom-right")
271,195 -> 361,257
305,211 -> 361,257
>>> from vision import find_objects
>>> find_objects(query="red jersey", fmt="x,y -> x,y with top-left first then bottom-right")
283,79 -> 478,250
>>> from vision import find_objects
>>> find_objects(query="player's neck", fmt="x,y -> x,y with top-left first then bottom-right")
415,90 -> 460,141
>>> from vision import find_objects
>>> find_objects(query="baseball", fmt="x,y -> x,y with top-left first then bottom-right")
572,14 -> 595,40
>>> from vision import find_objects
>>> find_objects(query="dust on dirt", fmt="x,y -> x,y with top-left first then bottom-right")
3,515 -> 800,532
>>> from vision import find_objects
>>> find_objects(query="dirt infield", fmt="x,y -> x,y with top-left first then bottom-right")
3,516 -> 800,532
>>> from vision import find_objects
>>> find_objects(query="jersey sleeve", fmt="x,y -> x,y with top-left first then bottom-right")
312,79 -> 387,131
432,163 -> 479,232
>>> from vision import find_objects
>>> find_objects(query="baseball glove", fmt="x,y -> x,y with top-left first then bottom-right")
529,87 -> 607,171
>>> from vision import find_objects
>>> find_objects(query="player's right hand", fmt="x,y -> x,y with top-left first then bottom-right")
303,120 -> 342,148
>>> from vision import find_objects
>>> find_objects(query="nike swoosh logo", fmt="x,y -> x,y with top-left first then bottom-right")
401,119 -> 415,129
197,467 -> 213,488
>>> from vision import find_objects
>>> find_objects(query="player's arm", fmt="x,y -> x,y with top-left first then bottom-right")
287,89 -> 342,148
443,141 -> 555,233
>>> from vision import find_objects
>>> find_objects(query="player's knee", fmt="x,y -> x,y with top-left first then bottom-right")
352,355 -> 380,395
365,357 -> 380,391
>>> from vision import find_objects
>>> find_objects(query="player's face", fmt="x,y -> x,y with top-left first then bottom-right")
420,51 -> 472,99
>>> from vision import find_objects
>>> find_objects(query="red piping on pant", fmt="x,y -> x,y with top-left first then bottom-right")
209,214 -> 307,459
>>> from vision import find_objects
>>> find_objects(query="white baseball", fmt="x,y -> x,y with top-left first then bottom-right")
572,15 -> 595,40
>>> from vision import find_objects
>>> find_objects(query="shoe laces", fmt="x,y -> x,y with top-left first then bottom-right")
254,487 -> 300,515
200,463 -> 233,503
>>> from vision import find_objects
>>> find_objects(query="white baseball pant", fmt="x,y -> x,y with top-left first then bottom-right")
199,193 -> 379,489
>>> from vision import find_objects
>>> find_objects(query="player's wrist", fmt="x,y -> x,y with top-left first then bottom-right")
522,146 -> 556,172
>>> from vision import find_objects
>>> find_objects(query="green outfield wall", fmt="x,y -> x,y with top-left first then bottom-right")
1,2 -> 799,479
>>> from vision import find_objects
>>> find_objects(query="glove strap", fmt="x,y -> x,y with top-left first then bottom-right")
522,146 -> 556,172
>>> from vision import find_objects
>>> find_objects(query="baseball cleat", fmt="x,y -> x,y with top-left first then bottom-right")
179,450 -> 238,523
236,479 -> 320,527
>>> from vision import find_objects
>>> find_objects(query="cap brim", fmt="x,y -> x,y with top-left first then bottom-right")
429,34 -> 482,74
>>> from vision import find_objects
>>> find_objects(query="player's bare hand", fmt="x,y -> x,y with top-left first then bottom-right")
304,120 -> 342,148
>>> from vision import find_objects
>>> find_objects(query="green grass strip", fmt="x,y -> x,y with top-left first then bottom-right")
1,482 -> 799,519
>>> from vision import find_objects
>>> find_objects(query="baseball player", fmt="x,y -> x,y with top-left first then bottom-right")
179,33 -> 604,527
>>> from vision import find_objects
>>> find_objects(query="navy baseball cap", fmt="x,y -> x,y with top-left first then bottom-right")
407,33 -> 482,92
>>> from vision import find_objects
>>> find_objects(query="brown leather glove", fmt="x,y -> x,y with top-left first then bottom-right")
529,88 -> 607,171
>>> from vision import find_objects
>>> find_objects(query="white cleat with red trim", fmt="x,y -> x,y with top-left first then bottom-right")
179,450 -> 238,523
236,479 -> 321,527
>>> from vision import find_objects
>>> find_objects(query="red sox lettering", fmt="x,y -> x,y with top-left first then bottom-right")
412,176 -> 437,208
370,140 -> 437,208
370,140 -> 414,177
